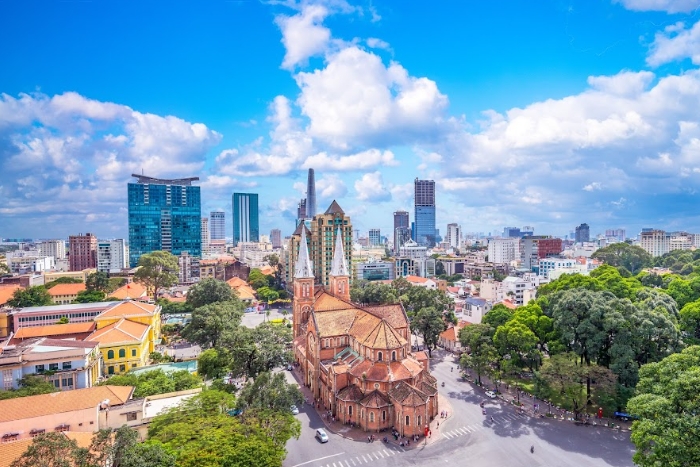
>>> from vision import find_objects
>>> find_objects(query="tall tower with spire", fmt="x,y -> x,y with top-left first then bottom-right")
329,227 -> 350,301
292,227 -> 315,339
306,168 -> 316,219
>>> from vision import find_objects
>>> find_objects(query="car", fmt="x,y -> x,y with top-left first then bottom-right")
290,405 -> 299,415
287,364 -> 293,371
315,428 -> 329,443
484,390 -> 497,399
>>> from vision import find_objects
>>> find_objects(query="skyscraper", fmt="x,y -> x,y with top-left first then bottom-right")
306,168 -> 316,219
369,229 -> 381,246
69,233 -> 97,271
127,174 -> 201,267
270,229 -> 282,249
210,211 -> 225,240
232,193 -> 259,245
297,198 -> 307,220
393,210 -> 410,255
575,223 -> 590,243
97,239 -> 127,273
201,217 -> 210,257
414,179 -> 436,247
446,223 -> 461,249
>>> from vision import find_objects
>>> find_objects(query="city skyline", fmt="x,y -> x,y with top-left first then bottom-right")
3,1 -> 700,239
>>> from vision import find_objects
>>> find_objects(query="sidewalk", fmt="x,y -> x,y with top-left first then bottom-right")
290,365 -> 451,449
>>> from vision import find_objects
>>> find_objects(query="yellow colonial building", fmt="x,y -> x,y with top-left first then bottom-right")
87,301 -> 161,375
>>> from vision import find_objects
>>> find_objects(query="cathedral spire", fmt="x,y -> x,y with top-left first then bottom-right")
330,227 -> 349,277
294,225 -> 314,279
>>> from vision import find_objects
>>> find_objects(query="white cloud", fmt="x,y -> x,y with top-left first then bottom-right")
366,37 -> 391,51
614,0 -> 700,13
302,149 -> 398,171
316,173 -> 348,199
354,171 -> 391,202
276,5 -> 331,70
647,20 -> 700,66
583,182 -> 603,191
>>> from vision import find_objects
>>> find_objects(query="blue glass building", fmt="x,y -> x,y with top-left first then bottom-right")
414,178 -> 436,247
128,174 -> 201,267
232,193 -> 259,245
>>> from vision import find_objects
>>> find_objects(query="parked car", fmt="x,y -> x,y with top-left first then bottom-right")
484,390 -> 497,399
287,363 -> 293,371
291,405 -> 299,415
315,428 -> 329,443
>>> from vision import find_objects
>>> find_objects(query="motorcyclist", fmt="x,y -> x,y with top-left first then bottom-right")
530,445 -> 534,453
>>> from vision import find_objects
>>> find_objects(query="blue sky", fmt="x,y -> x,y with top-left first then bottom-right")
2,0 -> 700,241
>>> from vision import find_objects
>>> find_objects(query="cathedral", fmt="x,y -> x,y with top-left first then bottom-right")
292,214 -> 439,436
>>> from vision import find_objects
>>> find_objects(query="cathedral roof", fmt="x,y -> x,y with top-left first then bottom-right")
358,320 -> 406,349
362,304 -> 409,329
324,200 -> 345,215
330,227 -> 350,277
294,227 -> 314,279
360,390 -> 392,408
387,381 -> 429,407
337,385 -> 364,402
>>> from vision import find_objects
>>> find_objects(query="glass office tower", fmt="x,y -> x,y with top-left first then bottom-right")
128,174 -> 202,267
232,193 -> 259,245
414,178 -> 436,247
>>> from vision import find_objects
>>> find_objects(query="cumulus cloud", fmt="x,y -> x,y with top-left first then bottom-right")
614,0 -> 700,13
302,149 -> 398,171
316,173 -> 348,199
354,171 -> 391,202
276,4 -> 331,70
647,20 -> 700,66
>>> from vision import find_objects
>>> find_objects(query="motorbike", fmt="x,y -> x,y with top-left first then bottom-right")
530,445 -> 534,454
480,402 -> 484,408
441,382 -> 445,387
482,409 -> 486,415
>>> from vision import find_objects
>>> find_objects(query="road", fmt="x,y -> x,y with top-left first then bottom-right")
283,350 -> 636,467
241,307 -> 291,328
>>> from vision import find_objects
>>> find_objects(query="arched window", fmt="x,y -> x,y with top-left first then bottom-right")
405,415 -> 410,426
382,410 -> 386,421
418,415 -> 422,427
378,352 -> 383,361
370,412 -> 374,422
392,351 -> 396,361
118,349 -> 125,358
349,406 -> 353,416
107,350 -> 114,360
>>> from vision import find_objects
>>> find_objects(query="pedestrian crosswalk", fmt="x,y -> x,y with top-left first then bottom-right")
441,413 -> 527,439
310,446 -> 405,467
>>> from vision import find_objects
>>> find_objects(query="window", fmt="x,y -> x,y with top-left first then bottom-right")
62,362 -> 72,370
131,349 -> 136,357
382,410 -> 386,422
53,380 -> 60,388
119,349 -> 126,358
120,364 -> 126,372
348,406 -> 352,416
377,352 -> 383,362
126,412 -> 138,422
405,416 -> 410,426
49,363 -> 59,371
3,370 -> 13,390
35,364 -> 45,373
370,412 -> 374,422
108,366 -> 114,375
107,350 -> 114,360
392,351 -> 396,361
418,415 -> 421,427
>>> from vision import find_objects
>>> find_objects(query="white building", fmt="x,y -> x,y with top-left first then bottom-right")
502,276 -> 530,306
6,250 -> 55,274
462,297 -> 491,324
395,239 -> 435,277
538,257 -> 576,280
479,278 -> 504,302
445,223 -> 462,249
38,240 -> 66,261
201,217 -> 210,258
232,242 -> 275,268
97,239 -> 127,273
356,260 -> 395,281
210,210 -> 226,241
639,229 -> 670,257
487,238 -> 520,264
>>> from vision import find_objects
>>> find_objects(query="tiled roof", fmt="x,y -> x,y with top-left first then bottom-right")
405,275 -> 428,284
0,439 -> 33,467
362,304 -> 408,329
47,283 -> 86,296
226,277 -> 257,301
500,299 -> 517,310
13,322 -> 95,339
439,326 -> 457,342
337,385 -> 364,402
17,337 -> 98,350
419,381 -> 438,396
259,265 -> 276,276
96,300 -> 157,319
314,309 -> 358,336
324,200 -> 344,215
0,285 -> 21,306
387,381 -> 429,407
109,282 -> 148,300
313,292 -> 354,312
348,358 -> 419,383
358,320 -> 406,349
360,390 -> 391,408
423,373 -> 437,385
0,386 -> 133,423
348,313 -> 382,343
292,222 -> 312,236
87,319 -> 149,345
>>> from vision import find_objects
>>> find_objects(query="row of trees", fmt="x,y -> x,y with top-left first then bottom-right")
7,271 -> 126,307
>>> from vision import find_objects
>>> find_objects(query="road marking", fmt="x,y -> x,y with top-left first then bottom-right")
345,461 -> 351,467
373,452 -> 380,460
443,433 -> 450,439
383,449 -> 392,456
456,428 -> 467,435
291,453 -> 345,467
350,459 -> 357,466
361,455 -> 369,463
377,450 -> 385,458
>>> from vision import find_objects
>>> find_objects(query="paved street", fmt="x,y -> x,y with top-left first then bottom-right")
283,349 -> 636,467
241,307 -> 291,328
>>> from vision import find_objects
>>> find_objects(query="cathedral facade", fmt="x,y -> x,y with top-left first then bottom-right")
292,216 -> 439,436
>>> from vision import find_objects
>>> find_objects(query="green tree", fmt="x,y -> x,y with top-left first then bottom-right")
185,278 -> 234,309
493,320 -> 538,370
85,271 -> 110,293
263,254 -> 283,289
182,301 -> 244,348
99,369 -> 201,398
458,324 -> 496,384
350,281 -> 398,305
410,306 -> 446,357
0,375 -> 57,400
108,277 -> 127,293
157,298 -> 194,315
680,300 -> 700,344
197,348 -> 231,380
120,442 -> 175,467
133,251 -> 179,296
591,242 -> 653,275
481,304 -> 513,329
225,323 -> 292,379
248,268 -> 271,290
665,278 -> 696,309
257,286 -> 280,303
235,371 -> 302,412
627,346 -> 700,467
8,286 -> 53,307
74,290 -> 107,303
10,432 -> 85,467
44,277 -> 83,289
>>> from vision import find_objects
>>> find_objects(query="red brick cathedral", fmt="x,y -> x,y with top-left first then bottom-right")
292,221 -> 438,436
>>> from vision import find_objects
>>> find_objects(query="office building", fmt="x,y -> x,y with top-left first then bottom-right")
306,168 -> 316,219
210,211 -> 225,240
201,217 -> 210,257
488,238 -> 520,264
97,239 -> 127,273
446,223 -> 461,249
414,179 -> 436,247
605,229 -> 626,242
356,260 -> 395,281
270,229 -> 282,249
232,193 -> 259,245
38,240 -> 66,261
575,223 -> 590,243
521,226 -> 535,237
393,210 -> 411,254
297,198 -> 307,220
69,233 -> 97,272
127,174 -> 201,267
369,228 -> 381,246
503,227 -> 520,238
639,229 -> 670,257
520,236 -> 563,271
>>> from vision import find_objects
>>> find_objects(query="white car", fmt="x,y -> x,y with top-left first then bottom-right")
315,428 -> 329,443
484,390 -> 497,399
291,405 -> 299,415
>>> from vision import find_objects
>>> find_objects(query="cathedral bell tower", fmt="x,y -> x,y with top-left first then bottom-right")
329,227 -> 350,302
293,226 -> 314,339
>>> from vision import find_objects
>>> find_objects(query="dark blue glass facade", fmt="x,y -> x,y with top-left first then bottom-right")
232,193 -> 259,245
128,182 -> 201,267
414,206 -> 436,247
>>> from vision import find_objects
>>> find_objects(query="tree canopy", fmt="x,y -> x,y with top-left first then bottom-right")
86,271 -> 110,293
0,375 -> 57,400
134,251 -> 179,296
224,323 -> 293,379
591,242 -> 652,275
98,369 -> 201,398
8,286 -> 53,307
185,278 -> 234,309
182,301 -> 244,349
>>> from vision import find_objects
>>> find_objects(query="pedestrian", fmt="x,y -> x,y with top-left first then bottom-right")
429,430 -> 432,438
437,422 -> 439,428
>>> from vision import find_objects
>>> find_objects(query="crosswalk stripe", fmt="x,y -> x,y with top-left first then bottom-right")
443,433 -> 450,439
373,453 -> 380,460
345,461 -> 351,467
383,449 -> 392,456
377,451 -> 385,458
457,428 -> 468,435
350,458 -> 357,466
362,455 -> 369,463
